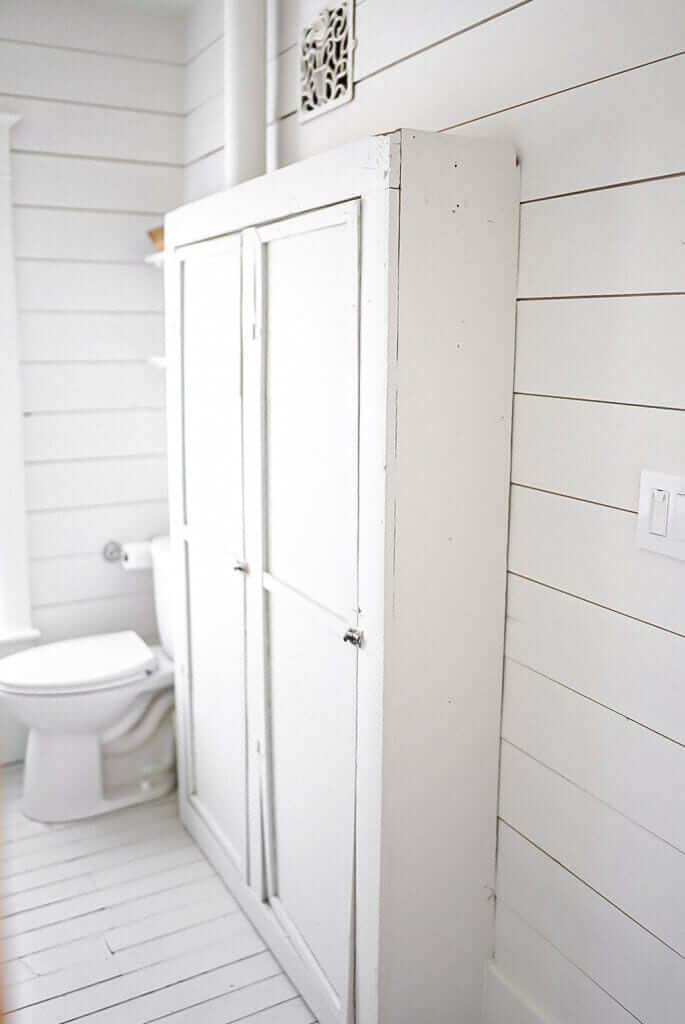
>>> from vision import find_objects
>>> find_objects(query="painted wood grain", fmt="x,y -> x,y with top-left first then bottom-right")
506,574 -> 685,745
512,394 -> 685,511
500,741 -> 685,956
509,485 -> 685,635
28,502 -> 168,560
19,312 -> 164,362
497,824 -> 685,1024
450,53 -> 685,201
185,0 -> 224,62
0,0 -> 185,62
14,208 -> 163,263
16,261 -> 163,313
185,36 -> 223,113
11,153 -> 182,213
502,659 -> 685,852
4,95 -> 181,166
0,776 -> 312,1023
518,175 -> 685,298
24,457 -> 168,511
490,905 -> 637,1024
515,295 -> 685,408
269,0 -> 523,121
21,363 -> 164,413
24,411 -> 167,462
184,148 -> 225,202
31,592 -> 158,646
30,555 -> 152,607
274,0 -> 685,165
0,40 -> 184,114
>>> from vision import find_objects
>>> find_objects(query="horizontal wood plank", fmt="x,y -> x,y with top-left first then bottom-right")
16,261 -> 163,313
506,574 -> 685,745
184,93 -> 224,164
0,39 -> 183,114
5,96 -> 182,166
0,0 -> 185,62
497,823 -> 685,1024
491,904 -> 639,1024
25,456 -> 168,511
518,176 -> 685,297
31,592 -> 158,645
500,742 -> 685,956
184,148 -> 225,202
450,53 -> 685,200
502,659 -> 685,853
19,312 -> 164,362
185,36 -> 223,113
515,295 -> 685,408
14,208 -> 162,263
509,485 -> 685,635
28,501 -> 168,559
30,555 -> 152,607
5,948 -> 275,1024
274,0 -> 685,165
269,0 -> 523,120
0,775 -> 309,1023
512,394 -> 685,511
11,153 -> 182,213
185,0 -> 224,62
24,411 -> 167,462
21,363 -> 164,413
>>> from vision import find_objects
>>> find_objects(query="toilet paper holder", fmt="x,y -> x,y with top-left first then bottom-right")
103,540 -> 123,562
102,540 -> 153,570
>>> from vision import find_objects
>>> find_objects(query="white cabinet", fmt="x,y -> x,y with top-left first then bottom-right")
165,131 -> 520,1024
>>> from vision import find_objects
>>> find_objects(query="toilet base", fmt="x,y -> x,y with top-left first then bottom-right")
22,696 -> 176,823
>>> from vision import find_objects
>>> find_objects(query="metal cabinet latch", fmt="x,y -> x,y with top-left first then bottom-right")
343,627 -> 363,648
233,560 -> 248,574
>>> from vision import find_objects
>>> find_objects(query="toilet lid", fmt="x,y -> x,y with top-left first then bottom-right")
0,631 -> 157,692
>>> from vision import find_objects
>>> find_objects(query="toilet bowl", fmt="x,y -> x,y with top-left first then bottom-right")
0,536 -> 176,823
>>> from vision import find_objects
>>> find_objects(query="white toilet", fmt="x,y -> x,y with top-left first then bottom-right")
0,536 -> 176,823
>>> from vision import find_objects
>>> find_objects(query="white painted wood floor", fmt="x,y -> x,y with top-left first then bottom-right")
0,765 -> 315,1024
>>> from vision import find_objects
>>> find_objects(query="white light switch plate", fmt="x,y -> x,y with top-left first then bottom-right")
637,470 -> 685,560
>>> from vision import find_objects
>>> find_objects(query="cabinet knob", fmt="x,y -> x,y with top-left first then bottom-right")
343,627 -> 363,648
233,560 -> 248,574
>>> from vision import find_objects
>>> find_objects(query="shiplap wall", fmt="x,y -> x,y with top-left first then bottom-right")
267,2 -> 685,1022
184,0 -> 225,201
0,0 -> 186,761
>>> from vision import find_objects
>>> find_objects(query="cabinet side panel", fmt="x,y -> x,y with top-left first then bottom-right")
380,132 -> 520,1023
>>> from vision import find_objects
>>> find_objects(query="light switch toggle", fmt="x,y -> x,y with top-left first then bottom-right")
638,471 -> 685,561
649,489 -> 669,536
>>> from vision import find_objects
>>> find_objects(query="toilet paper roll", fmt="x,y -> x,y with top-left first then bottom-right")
121,541 -> 153,571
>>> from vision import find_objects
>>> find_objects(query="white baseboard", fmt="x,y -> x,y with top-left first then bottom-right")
484,961 -> 550,1024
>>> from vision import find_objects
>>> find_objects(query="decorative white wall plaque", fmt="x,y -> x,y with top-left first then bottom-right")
299,3 -> 355,122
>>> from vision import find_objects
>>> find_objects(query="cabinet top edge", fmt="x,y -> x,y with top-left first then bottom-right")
166,132 -> 402,251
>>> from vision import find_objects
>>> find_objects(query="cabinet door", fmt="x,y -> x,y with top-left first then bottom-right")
180,234 -> 247,876
243,202 -> 360,1020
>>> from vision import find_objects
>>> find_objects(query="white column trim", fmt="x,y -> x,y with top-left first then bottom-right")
0,113 -> 39,653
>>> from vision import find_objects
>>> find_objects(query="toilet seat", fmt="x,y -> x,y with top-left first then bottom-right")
0,631 -> 158,697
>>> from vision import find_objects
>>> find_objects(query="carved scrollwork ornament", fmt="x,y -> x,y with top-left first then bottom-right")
299,2 -> 355,121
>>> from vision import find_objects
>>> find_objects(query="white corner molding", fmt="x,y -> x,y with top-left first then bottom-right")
0,114 -> 39,650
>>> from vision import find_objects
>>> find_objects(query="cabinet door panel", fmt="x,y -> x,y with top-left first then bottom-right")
245,202 -> 361,1016
181,235 -> 247,875
264,209 -> 360,619
268,590 -> 357,1002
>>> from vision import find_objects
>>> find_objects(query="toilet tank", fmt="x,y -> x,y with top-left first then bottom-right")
150,535 -> 174,659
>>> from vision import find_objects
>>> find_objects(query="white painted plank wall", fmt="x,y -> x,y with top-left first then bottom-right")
0,0 -> 184,762
267,2 -> 685,1021
184,0 -> 225,201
